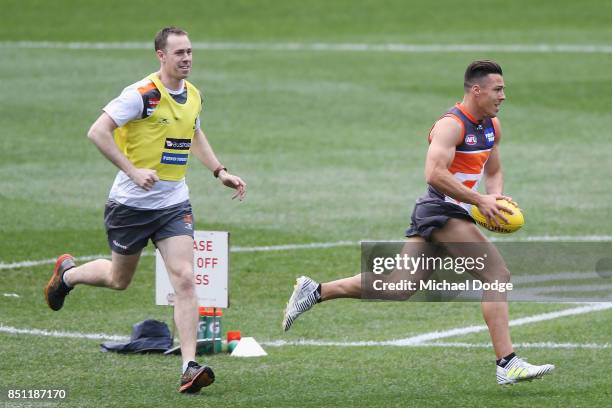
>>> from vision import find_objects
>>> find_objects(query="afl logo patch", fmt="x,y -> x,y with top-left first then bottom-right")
465,134 -> 477,145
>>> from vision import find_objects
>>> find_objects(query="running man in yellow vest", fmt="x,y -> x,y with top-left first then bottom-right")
44,27 -> 246,394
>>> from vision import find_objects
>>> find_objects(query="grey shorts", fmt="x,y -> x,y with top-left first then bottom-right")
104,200 -> 194,255
405,198 -> 474,241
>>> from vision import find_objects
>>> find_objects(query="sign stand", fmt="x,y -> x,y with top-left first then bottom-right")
159,231 -> 230,356
169,308 -> 176,347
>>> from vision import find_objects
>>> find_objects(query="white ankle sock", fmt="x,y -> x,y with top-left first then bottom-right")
61,270 -> 73,288
182,360 -> 197,373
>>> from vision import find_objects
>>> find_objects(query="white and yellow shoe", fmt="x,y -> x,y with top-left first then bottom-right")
497,356 -> 555,385
282,276 -> 320,332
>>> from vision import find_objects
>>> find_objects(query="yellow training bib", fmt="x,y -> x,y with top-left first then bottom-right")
113,73 -> 201,181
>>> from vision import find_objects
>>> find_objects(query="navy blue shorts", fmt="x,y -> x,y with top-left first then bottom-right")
104,200 -> 194,255
405,198 -> 474,241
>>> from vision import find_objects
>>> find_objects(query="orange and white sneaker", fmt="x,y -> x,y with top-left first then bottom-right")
44,254 -> 75,311
179,362 -> 215,393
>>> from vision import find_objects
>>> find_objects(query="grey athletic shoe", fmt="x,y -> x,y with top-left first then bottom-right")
282,276 -> 320,332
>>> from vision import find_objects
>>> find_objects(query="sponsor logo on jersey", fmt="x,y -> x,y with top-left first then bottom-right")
485,128 -> 495,147
144,99 -> 160,117
164,138 -> 192,150
161,152 -> 189,165
465,134 -> 477,145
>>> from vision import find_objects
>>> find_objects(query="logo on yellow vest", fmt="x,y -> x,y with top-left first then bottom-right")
165,138 -> 191,150
161,152 -> 188,165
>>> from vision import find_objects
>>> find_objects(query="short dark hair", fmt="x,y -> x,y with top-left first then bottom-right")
464,60 -> 503,90
154,27 -> 188,51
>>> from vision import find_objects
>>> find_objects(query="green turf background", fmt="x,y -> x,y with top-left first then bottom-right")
1,1 -> 611,407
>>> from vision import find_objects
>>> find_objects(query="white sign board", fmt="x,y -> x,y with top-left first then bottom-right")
156,230 -> 229,308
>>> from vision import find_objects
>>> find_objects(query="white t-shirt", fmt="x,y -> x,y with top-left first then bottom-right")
103,78 -> 201,209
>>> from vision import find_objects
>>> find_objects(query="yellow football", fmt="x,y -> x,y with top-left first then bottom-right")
470,199 -> 524,234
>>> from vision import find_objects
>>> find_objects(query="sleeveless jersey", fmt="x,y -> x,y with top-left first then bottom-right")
425,103 -> 499,211
113,73 -> 202,181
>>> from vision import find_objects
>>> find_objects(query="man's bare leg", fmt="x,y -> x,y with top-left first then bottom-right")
320,274 -> 360,300
431,218 -> 513,358
283,237 -> 427,331
156,235 -> 198,364
63,251 -> 141,290
45,251 -> 141,311
320,236 -> 427,301
156,235 -> 215,392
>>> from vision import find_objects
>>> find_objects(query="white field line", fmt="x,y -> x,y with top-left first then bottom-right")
387,302 -> 612,346
0,324 -> 129,342
264,302 -> 612,347
0,254 -> 111,270
1,41 -> 612,54
262,341 -> 612,350
381,342 -> 612,349
3,303 -> 611,348
512,271 -> 603,284
1,235 -> 611,270
0,241 -> 355,270
490,235 -> 612,242
231,241 -> 354,253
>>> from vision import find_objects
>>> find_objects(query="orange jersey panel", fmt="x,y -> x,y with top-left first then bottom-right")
448,150 -> 491,175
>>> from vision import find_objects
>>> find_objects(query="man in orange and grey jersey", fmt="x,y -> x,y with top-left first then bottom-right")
405,100 -> 502,239
44,27 -> 247,394
282,60 -> 554,385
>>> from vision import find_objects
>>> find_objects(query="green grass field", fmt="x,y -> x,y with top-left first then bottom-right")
1,1 -> 612,407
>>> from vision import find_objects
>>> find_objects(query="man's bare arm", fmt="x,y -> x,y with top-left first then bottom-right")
425,117 -> 510,225
191,128 -> 247,200
87,112 -> 159,190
